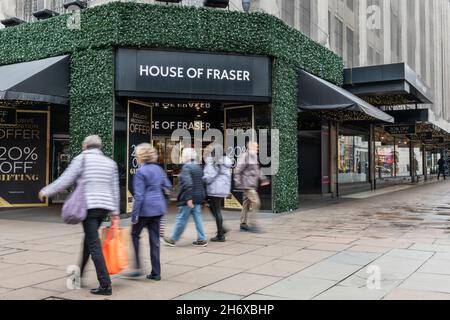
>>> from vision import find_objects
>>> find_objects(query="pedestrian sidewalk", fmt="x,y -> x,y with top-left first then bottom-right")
1,180 -> 450,299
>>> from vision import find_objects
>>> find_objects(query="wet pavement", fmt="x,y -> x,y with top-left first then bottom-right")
2,181 -> 450,299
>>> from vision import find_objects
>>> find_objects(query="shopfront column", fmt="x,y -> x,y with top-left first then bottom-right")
423,144 -> 427,180
369,124 -> 376,190
409,140 -> 415,182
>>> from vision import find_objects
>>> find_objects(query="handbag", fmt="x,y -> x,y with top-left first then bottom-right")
61,156 -> 87,224
102,227 -> 129,275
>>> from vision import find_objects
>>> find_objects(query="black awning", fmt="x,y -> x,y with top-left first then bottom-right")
0,55 -> 69,105
343,63 -> 433,106
298,69 -> 394,123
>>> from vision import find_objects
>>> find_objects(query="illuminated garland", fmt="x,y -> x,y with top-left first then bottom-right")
0,2 -> 342,212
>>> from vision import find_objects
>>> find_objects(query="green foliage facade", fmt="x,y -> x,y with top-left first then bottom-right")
0,2 -> 342,212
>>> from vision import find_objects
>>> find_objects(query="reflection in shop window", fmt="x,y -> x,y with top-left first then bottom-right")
396,138 -> 410,177
338,128 -> 369,184
426,150 -> 441,175
413,143 -> 423,176
375,132 -> 395,178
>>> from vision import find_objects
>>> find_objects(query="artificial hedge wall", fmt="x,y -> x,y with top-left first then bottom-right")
0,2 -> 342,213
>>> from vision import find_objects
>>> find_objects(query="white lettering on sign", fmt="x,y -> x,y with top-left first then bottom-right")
139,65 -> 250,82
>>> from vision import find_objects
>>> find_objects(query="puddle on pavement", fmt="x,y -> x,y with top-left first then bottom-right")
371,204 -> 450,230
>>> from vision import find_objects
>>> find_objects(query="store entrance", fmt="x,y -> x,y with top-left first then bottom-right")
116,98 -> 273,213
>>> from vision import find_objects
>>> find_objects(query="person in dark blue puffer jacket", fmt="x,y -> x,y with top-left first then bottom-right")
164,148 -> 207,247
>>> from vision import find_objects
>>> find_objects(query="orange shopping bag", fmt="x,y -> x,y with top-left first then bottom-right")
102,227 -> 129,275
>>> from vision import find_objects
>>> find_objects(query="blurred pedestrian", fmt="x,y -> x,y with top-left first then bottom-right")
39,135 -> 120,296
164,148 -> 207,247
127,143 -> 172,281
203,148 -> 232,242
438,156 -> 446,180
234,141 -> 269,233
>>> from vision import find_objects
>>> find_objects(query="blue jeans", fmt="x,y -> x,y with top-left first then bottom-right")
171,205 -> 206,241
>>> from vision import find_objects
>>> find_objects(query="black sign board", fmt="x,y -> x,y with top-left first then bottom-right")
115,49 -> 272,102
0,111 -> 49,207
407,132 -> 433,141
385,125 -> 416,135
126,102 -> 152,213
0,107 -> 16,126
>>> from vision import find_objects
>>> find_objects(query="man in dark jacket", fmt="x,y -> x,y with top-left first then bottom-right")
234,141 -> 269,233
164,148 -> 207,247
438,157 -> 446,180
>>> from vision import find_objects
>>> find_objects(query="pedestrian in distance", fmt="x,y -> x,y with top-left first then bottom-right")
203,146 -> 233,242
438,156 -> 446,180
39,135 -> 120,296
234,141 -> 270,233
126,143 -> 172,281
164,148 -> 207,247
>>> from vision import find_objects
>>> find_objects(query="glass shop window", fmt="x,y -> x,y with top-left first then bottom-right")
338,126 -> 370,184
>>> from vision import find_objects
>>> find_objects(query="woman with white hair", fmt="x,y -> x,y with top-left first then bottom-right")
164,148 -> 207,247
127,143 -> 172,281
39,135 -> 120,296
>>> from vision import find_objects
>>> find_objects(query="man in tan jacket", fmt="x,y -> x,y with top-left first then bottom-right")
234,141 -> 269,233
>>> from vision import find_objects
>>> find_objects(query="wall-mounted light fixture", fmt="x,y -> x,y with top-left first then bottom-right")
33,9 -> 59,20
204,0 -> 229,8
242,0 -> 251,12
155,0 -> 182,3
63,0 -> 87,10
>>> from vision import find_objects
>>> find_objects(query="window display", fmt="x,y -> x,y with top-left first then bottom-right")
375,132 -> 395,178
338,126 -> 369,184
413,143 -> 423,176
396,138 -> 410,177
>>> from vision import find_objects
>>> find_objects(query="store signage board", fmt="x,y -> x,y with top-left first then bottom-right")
407,132 -> 433,141
126,101 -> 152,214
0,110 -> 49,207
0,107 -> 16,126
384,125 -> 416,135
116,49 -> 272,101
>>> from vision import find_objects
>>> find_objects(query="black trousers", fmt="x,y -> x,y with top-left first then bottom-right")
80,209 -> 111,288
438,170 -> 446,180
131,216 -> 161,277
208,197 -> 225,237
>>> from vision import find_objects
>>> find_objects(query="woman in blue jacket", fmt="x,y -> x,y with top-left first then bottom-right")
128,143 -> 172,280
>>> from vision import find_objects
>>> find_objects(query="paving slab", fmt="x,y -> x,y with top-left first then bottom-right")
203,273 -> 281,296
249,245 -> 300,257
247,260 -> 312,277
306,243 -> 352,252
0,268 -> 66,290
292,261 -> 362,281
399,273 -> 450,294
171,266 -> 241,286
282,249 -> 336,263
0,287 -> 56,300
257,276 -> 337,300
326,251 -> 381,266
213,254 -> 275,270
383,288 -> 450,300
313,285 -> 387,300
170,253 -> 232,268
206,243 -> 262,255
175,290 -> 243,300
